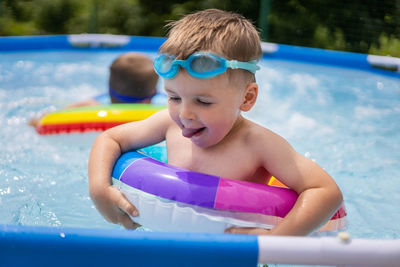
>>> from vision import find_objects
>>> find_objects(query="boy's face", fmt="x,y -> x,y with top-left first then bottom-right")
164,71 -> 246,148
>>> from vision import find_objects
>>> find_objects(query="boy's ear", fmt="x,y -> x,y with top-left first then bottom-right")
240,83 -> 258,111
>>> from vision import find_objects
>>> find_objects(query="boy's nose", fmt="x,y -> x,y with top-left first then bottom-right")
179,104 -> 196,121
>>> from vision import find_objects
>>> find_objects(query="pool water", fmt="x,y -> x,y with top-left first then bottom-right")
0,50 -> 399,239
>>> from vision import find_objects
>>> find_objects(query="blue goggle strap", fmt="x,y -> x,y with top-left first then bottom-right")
109,87 -> 156,103
225,59 -> 260,73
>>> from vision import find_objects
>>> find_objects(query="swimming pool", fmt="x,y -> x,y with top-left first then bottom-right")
0,35 -> 399,266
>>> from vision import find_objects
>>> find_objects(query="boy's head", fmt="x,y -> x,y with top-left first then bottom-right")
109,52 -> 158,104
157,10 -> 261,148
159,9 -> 262,86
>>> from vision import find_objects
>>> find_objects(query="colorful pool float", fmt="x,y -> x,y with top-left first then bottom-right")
112,150 -> 347,233
36,104 -> 166,135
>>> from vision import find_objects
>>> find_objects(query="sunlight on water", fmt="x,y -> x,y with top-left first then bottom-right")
0,51 -> 399,239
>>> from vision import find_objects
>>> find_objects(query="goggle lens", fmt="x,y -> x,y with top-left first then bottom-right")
190,55 -> 221,74
158,55 -> 175,74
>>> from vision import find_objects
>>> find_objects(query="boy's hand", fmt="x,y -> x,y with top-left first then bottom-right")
225,227 -> 271,235
92,185 -> 140,229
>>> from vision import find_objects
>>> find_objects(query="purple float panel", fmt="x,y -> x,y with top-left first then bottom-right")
119,158 -> 220,208
215,178 -> 298,218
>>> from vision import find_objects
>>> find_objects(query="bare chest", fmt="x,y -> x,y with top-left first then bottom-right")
166,132 -> 269,183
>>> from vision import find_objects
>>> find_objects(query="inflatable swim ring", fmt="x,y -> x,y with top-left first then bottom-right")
36,104 -> 166,135
112,150 -> 347,233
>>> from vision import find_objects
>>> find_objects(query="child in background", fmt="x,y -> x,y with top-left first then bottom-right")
71,52 -> 158,107
29,52 -> 158,126
88,9 -> 343,235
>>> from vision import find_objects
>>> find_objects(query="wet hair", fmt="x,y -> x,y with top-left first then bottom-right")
159,9 -> 262,84
109,52 -> 158,103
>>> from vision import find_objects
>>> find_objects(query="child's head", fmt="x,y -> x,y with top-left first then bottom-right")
159,9 -> 262,86
109,52 -> 158,104
157,9 -> 262,148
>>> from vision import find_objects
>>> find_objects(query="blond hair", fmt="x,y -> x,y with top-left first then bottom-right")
160,9 -> 262,83
109,52 -> 158,102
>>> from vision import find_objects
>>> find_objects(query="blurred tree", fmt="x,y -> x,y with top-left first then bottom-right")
369,34 -> 400,57
35,0 -> 78,34
88,0 -> 98,33
136,0 -> 260,36
0,0 -> 38,35
266,0 -> 400,56
320,0 -> 400,53
96,0 -> 142,35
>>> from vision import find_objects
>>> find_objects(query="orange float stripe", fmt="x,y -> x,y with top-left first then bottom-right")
268,176 -> 288,188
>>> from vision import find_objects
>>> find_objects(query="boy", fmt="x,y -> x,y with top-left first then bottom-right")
81,52 -> 158,106
88,9 -> 343,235
29,52 -> 158,127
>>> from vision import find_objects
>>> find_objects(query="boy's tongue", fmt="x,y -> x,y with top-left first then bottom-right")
182,127 -> 205,138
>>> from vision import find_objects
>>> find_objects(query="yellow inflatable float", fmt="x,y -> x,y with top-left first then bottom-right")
36,104 -> 166,135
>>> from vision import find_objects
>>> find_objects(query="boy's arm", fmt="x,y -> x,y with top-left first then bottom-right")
88,109 -> 171,228
227,130 -> 343,236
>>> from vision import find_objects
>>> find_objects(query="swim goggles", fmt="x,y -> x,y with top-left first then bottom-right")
109,87 -> 156,103
153,52 -> 260,79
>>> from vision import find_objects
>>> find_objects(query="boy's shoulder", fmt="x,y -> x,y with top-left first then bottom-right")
240,118 -> 279,141
239,118 -> 289,154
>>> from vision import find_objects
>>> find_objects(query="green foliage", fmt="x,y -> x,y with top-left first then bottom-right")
35,0 -> 79,34
267,0 -> 400,56
65,0 -> 143,34
96,0 -> 141,34
0,0 -> 37,35
268,1 -> 318,46
0,0 -> 399,57
0,17 -> 37,35
134,0 -> 260,36
369,34 -> 400,58
312,25 -> 346,51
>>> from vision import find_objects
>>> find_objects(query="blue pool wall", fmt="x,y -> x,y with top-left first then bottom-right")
1,34 -> 399,78
0,225 -> 258,267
